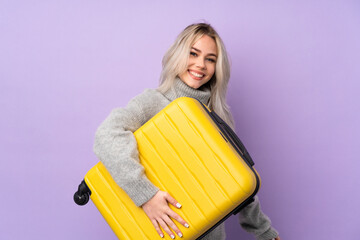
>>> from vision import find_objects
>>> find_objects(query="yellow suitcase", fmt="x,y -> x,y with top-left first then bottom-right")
74,97 -> 260,240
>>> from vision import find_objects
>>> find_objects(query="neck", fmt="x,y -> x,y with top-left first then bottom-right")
162,77 -> 211,105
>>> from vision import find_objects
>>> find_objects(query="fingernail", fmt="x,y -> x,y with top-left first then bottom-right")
171,234 -> 175,239
160,233 -> 164,238
185,223 -> 189,228
176,203 -> 182,208
178,232 -> 183,238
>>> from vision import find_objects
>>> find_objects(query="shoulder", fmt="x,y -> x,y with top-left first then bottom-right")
133,88 -> 164,101
129,88 -> 168,107
127,88 -> 171,124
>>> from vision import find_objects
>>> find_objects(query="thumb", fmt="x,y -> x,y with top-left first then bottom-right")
165,192 -> 182,209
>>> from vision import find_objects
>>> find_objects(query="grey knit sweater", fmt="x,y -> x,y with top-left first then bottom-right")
93,77 -> 279,240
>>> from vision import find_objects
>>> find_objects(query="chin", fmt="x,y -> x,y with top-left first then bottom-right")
183,76 -> 208,89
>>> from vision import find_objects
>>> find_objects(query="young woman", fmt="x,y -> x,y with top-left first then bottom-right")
93,23 -> 280,240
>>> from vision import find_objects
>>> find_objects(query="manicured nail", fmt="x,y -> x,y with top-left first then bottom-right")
184,223 -> 189,228
160,233 -> 164,238
178,232 -> 183,238
171,234 -> 175,239
176,203 -> 182,208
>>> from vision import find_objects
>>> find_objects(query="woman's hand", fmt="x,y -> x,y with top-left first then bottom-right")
141,190 -> 189,239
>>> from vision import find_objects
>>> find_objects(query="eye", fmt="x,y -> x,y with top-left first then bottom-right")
207,58 -> 216,63
190,51 -> 197,56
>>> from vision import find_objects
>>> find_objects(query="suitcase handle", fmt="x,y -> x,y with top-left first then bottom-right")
210,111 -> 255,166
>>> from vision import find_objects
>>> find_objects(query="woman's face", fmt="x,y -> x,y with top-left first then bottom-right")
179,35 -> 217,89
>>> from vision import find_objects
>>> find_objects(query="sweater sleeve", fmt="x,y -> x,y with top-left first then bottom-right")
93,93 -> 159,207
238,196 -> 279,240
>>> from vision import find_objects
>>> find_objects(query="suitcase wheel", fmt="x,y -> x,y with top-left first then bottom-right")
74,180 -> 91,206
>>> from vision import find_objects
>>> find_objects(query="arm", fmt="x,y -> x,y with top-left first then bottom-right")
238,196 -> 280,240
93,94 -> 159,206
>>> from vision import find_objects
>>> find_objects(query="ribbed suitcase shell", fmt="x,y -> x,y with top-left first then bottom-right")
84,97 -> 260,240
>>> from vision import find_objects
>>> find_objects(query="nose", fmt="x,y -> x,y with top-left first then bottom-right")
195,57 -> 206,69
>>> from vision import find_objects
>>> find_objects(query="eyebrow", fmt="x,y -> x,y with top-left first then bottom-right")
191,47 -> 217,58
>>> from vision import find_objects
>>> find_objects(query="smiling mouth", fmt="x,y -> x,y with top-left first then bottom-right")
188,70 -> 205,78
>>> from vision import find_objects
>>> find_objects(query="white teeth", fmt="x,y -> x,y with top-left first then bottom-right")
189,71 -> 204,78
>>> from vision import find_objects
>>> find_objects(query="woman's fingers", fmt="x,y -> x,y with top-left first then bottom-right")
164,193 -> 190,228
157,217 -> 176,239
166,208 -> 189,228
150,219 -> 164,238
163,214 -> 183,238
142,191 -> 190,238
165,192 -> 182,209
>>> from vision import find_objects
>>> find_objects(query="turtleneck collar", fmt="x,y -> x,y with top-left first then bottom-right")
162,77 -> 211,105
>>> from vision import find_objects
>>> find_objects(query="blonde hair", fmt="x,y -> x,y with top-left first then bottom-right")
158,22 -> 235,129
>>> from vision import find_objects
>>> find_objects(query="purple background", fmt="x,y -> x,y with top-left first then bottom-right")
1,1 -> 359,239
